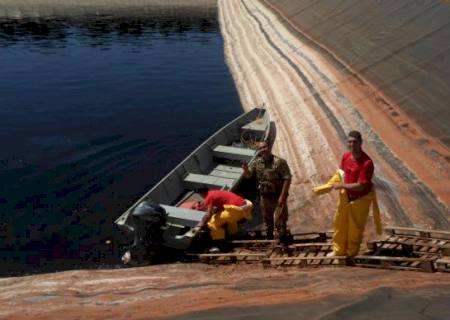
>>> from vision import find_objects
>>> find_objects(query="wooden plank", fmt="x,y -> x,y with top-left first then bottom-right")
266,256 -> 347,262
352,255 -> 436,272
443,247 -> 450,256
367,238 -> 450,255
435,258 -> 450,272
384,226 -> 450,240
199,253 -> 267,258
291,231 -> 332,242
232,239 -> 278,245
355,255 -> 434,262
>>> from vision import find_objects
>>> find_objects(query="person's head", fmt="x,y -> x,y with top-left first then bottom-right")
347,130 -> 363,154
195,187 -> 209,198
257,141 -> 272,159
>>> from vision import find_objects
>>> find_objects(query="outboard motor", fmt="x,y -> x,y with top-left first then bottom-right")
122,201 -> 168,265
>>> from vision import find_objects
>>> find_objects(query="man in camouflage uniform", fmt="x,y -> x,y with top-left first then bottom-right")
242,141 -> 292,239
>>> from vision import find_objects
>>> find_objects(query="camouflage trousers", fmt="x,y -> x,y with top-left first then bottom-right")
260,195 -> 288,238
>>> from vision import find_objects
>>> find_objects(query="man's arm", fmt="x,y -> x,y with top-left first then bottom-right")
333,182 -> 365,191
278,179 -> 291,207
198,206 -> 214,229
334,159 -> 373,191
242,161 -> 253,178
277,159 -> 292,207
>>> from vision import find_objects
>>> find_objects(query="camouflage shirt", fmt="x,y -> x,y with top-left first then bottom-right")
249,155 -> 292,195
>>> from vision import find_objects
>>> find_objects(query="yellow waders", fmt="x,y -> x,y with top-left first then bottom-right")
313,170 -> 382,256
207,200 -> 253,240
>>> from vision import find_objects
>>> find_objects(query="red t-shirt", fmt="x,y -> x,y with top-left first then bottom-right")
340,151 -> 374,200
204,190 -> 246,211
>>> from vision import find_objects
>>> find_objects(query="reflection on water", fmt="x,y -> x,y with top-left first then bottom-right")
0,11 -> 242,275
0,16 -> 216,47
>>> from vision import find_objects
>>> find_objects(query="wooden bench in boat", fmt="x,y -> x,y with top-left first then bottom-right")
241,118 -> 268,140
241,118 -> 267,133
212,145 -> 256,162
160,205 -> 205,228
183,173 -> 235,190
209,164 -> 243,180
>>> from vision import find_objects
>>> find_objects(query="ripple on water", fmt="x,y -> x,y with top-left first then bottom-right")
0,11 -> 242,274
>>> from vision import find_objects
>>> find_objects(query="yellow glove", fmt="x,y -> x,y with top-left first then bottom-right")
313,169 -> 344,195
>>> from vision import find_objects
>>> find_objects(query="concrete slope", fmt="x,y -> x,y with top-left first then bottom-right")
265,0 -> 450,150
219,0 -> 449,232
1,264 -> 450,320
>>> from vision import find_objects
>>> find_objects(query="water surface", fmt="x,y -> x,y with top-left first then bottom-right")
0,12 -> 242,274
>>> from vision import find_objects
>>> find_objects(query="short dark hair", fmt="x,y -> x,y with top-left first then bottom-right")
195,187 -> 209,195
348,130 -> 362,141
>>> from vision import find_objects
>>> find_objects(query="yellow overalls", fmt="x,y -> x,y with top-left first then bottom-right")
207,200 -> 253,240
313,170 -> 382,256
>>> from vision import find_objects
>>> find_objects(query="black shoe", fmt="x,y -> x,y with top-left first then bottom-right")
280,234 -> 293,246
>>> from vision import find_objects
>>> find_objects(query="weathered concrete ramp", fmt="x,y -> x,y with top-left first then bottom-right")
1,264 -> 450,320
219,0 -> 449,232
265,0 -> 450,149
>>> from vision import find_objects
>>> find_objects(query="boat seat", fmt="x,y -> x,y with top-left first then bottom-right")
160,205 -> 205,227
212,145 -> 256,162
241,118 -> 267,133
209,164 -> 242,180
183,173 -> 235,190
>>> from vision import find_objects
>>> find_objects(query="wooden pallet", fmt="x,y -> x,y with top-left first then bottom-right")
230,239 -> 277,250
368,227 -> 450,272
263,242 -> 344,268
384,226 -> 450,241
199,251 -> 269,264
291,231 -> 332,243
198,228 -> 449,273
367,236 -> 450,257
263,251 -> 346,269
435,257 -> 450,272
273,242 -> 333,256
350,255 -> 436,273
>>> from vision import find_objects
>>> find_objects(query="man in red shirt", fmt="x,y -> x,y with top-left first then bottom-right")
330,130 -> 377,256
196,188 -> 253,251
334,131 -> 374,200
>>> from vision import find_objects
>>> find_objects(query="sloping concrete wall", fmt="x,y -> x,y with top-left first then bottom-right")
265,0 -> 450,148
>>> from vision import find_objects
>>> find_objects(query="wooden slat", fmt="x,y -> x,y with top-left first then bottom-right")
352,255 -> 435,272
264,256 -> 347,262
367,238 -> 450,256
435,258 -> 450,272
232,239 -> 278,245
385,226 -> 450,240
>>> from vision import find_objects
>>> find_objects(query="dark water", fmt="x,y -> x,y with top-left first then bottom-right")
0,13 -> 242,274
